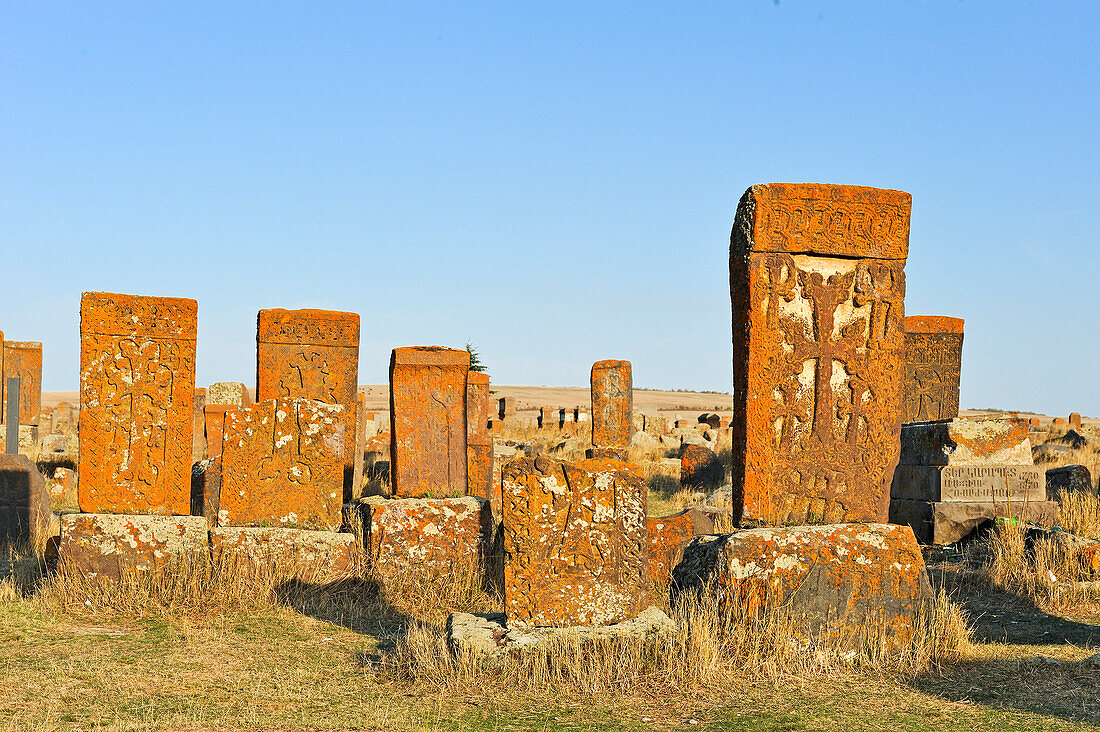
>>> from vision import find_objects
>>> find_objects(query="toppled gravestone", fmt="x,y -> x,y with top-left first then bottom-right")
58,513 -> 210,581
672,523 -> 931,648
209,526 -> 360,581
1046,464 -> 1095,497
680,444 -> 724,491
646,506 -> 722,584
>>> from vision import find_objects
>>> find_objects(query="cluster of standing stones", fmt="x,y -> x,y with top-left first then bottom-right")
2,182 -> 1098,658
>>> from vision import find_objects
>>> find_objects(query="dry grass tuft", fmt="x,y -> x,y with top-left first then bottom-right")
384,580 -> 970,699
1058,490 -> 1100,540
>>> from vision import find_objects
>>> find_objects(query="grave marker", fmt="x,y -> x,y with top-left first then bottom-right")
903,316 -> 963,423
591,360 -> 632,459
1,341 -> 42,425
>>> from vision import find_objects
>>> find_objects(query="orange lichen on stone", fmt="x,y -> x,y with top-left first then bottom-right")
646,507 -> 719,584
58,513 -> 210,581
673,523 -> 929,647
730,184 -> 910,526
680,444 -> 724,490
207,381 -> 251,407
1,341 -> 42,425
591,360 -> 632,451
502,456 -> 648,627
78,291 -> 197,515
203,404 -> 236,459
1069,413 -> 1083,430
903,315 -> 964,423
360,495 -> 491,582
218,398 -> 345,531
389,347 -> 469,498
256,309 -> 359,490
465,372 -> 494,500
209,526 -> 360,579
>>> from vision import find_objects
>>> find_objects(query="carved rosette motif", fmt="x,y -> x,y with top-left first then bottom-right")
78,292 -> 197,515
731,184 -> 910,526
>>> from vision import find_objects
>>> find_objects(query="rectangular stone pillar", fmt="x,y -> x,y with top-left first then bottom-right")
730,183 -> 910,525
903,316 -> 963,423
2,341 -> 42,425
256,308 -> 359,491
389,346 -> 469,498
79,292 -> 197,515
466,371 -> 493,501
191,388 -> 207,463
591,360 -> 632,459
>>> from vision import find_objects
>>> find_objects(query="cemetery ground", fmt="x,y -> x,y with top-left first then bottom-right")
2,424 -> 1099,731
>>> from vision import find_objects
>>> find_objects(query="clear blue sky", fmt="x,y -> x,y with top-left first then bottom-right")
1,2 -> 1096,415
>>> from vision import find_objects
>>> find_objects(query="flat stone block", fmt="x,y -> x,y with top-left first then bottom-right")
673,523 -> 929,647
59,513 -> 210,581
0,454 -> 51,548
646,507 -> 722,584
1047,465 -> 1094,496
446,606 -> 674,661
889,499 -> 1060,545
210,526 -> 359,579
900,418 -> 1032,467
360,495 -> 490,582
891,464 -> 1044,502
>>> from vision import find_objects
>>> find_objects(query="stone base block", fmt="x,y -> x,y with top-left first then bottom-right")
360,496 -> 491,583
446,606 -> 674,661
646,507 -> 722,584
209,526 -> 360,580
672,523 -> 930,648
892,464 -> 1045,502
900,418 -> 1031,466
1046,465 -> 1095,496
58,514 -> 210,581
890,499 -> 1059,545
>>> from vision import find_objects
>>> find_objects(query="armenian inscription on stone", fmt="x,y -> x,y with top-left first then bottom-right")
903,316 -> 963,423
502,456 -> 648,627
256,309 -> 359,488
730,183 -> 911,525
78,292 -> 197,515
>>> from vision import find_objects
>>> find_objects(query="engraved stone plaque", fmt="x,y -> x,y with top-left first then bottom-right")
903,316 -> 963,423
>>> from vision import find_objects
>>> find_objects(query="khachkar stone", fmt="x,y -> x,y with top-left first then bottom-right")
903,316 -> 963,423
389,347 -> 469,498
2,341 -> 42,425
217,398 -> 345,530
256,309 -> 359,492
730,183 -> 910,525
502,456 -> 648,627
207,381 -> 251,407
79,292 -> 197,515
466,371 -> 493,501
591,360 -> 632,460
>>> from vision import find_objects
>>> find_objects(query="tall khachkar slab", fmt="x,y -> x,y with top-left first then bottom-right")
903,316 -> 963,423
730,183 -> 910,525
502,456 -> 648,627
79,292 -> 197,515
2,341 -> 42,425
389,347 -> 469,498
591,360 -> 632,459
465,371 -> 493,501
217,398 -> 344,531
256,309 -> 359,492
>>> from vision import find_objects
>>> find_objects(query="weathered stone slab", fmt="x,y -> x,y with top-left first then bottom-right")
389,346 -> 469,498
360,495 -> 491,582
218,398 -> 344,530
1047,464 -> 1094,496
256,309 -> 359,490
207,381 -> 250,407
446,606 -> 674,661
0,454 -> 50,547
903,316 -> 963,423
2,341 -> 42,425
1070,413 -> 1083,431
58,513 -> 210,581
191,387 -> 207,463
466,372 -> 494,500
591,360 -> 632,452
502,456 -> 648,627
79,291 -> 197,515
891,464 -> 1045,502
203,404 -> 236,459
673,523 -> 929,646
680,444 -> 724,491
900,418 -> 1032,466
730,184 -> 910,526
190,456 -> 221,521
210,526 -> 359,579
498,397 -> 515,420
646,506 -> 722,584
889,499 -> 1060,545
